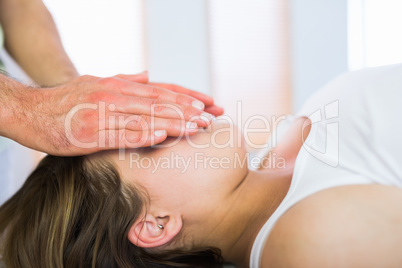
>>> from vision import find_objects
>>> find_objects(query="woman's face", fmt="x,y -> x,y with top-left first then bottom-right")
106,118 -> 249,220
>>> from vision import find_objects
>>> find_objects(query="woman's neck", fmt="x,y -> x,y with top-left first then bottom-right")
218,168 -> 293,267
195,117 -> 310,267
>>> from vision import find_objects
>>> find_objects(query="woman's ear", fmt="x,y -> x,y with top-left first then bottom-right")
127,213 -> 182,248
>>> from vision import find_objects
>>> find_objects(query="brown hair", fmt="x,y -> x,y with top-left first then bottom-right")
0,155 -> 223,268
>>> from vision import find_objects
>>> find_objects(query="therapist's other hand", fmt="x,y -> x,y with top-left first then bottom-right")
4,72 -> 217,156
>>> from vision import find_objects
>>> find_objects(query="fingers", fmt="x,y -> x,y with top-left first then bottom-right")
148,83 -> 225,116
149,82 -> 215,106
204,105 -> 225,116
97,74 -> 220,114
104,76 -> 224,118
99,129 -> 168,149
112,96 -> 214,127
118,82 -> 206,111
107,113 -> 200,136
97,114 -> 202,151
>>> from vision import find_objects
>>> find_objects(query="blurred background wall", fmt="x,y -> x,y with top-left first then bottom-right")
290,0 -> 348,111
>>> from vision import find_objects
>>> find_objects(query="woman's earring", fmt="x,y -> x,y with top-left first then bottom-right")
157,224 -> 164,229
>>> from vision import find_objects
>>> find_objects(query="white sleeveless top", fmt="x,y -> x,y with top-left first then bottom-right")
250,64 -> 402,267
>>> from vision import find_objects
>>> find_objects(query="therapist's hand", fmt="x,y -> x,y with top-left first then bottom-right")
1,72 -> 220,156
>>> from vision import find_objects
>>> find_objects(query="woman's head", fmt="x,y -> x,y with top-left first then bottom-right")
0,154 -> 223,267
108,121 -> 248,250
0,121 -> 247,267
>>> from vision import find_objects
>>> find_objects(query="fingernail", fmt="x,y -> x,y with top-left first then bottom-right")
186,122 -> 198,129
192,100 -> 205,110
154,130 -> 166,137
200,112 -> 213,123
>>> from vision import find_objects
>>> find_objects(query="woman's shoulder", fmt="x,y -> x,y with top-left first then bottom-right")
260,184 -> 402,267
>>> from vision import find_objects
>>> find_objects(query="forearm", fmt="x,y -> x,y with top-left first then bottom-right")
0,73 -> 29,138
0,0 -> 78,87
